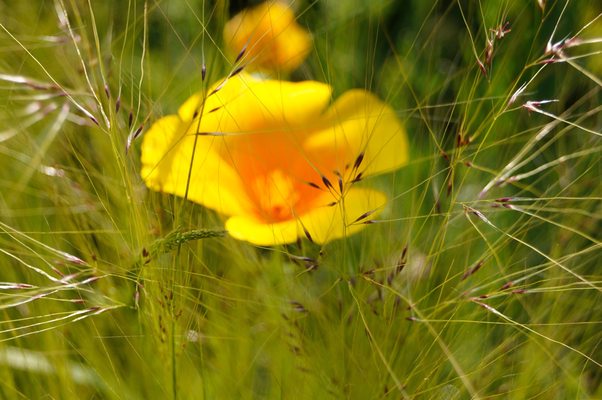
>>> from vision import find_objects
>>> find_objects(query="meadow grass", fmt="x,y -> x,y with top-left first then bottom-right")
1,0 -> 602,398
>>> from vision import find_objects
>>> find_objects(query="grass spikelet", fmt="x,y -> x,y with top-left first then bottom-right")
146,228 -> 228,257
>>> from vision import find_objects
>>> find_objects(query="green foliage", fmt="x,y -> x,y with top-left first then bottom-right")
1,0 -> 602,398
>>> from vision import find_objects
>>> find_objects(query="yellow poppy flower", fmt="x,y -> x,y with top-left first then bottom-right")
140,73 -> 409,246
224,1 -> 311,73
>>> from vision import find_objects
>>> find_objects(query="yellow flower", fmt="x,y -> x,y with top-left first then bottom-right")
224,1 -> 311,73
140,73 -> 409,246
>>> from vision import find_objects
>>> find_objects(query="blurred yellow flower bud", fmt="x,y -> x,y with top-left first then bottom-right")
224,1 -> 312,73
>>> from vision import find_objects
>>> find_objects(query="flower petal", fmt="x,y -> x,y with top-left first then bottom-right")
180,73 -> 332,134
224,188 -> 387,246
178,73 -> 257,123
140,115 -> 255,216
301,188 -> 388,244
303,89 -> 409,177
225,214 -> 299,246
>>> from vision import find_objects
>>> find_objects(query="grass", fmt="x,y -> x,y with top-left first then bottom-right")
1,0 -> 602,398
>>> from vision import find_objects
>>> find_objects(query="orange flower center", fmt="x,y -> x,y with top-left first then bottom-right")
252,169 -> 301,222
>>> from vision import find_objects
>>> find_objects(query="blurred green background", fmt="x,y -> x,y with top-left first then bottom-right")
1,0 -> 602,398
